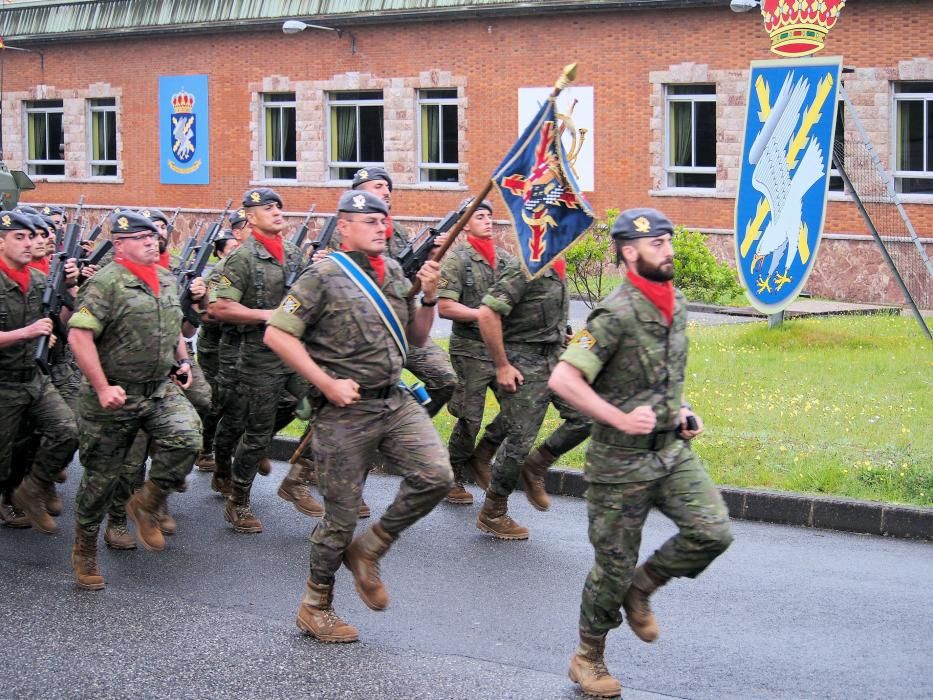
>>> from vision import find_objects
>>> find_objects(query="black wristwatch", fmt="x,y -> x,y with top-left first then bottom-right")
421,296 -> 438,307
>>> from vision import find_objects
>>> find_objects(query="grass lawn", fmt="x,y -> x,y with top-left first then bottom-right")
280,315 -> 931,507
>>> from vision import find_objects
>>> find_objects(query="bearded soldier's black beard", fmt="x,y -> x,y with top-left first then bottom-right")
159,239 -> 168,254
636,257 -> 675,282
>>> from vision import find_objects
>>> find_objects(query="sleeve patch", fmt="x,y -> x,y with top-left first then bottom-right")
76,306 -> 95,319
217,275 -> 233,288
438,277 -> 449,289
281,294 -> 302,314
570,329 -> 597,350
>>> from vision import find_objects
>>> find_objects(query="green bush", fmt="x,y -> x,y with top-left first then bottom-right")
564,209 -> 617,309
672,225 -> 744,304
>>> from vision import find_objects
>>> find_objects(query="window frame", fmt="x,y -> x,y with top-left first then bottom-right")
893,82 -> 933,195
87,97 -> 119,179
259,92 -> 298,181
326,90 -> 385,181
416,88 -> 459,184
664,84 -> 717,190
24,99 -> 65,177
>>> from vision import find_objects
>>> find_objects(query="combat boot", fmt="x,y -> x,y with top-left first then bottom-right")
11,474 -> 58,534
468,436 -> 499,491
211,453 -> 233,497
258,456 -> 272,476
156,500 -> 177,536
296,457 -> 317,485
0,494 -> 30,528
476,490 -> 529,540
622,563 -> 670,643
358,498 -> 371,519
277,461 -> 324,517
568,632 -> 622,698
71,526 -> 105,591
125,480 -> 167,551
104,517 -> 137,550
56,469 -> 67,484
296,579 -> 359,643
195,452 -> 216,472
224,482 -> 262,534
344,523 -> 394,610
520,445 -> 557,511
445,462 -> 474,505
45,482 -> 64,517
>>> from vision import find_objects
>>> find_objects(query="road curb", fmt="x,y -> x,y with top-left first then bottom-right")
269,437 -> 931,542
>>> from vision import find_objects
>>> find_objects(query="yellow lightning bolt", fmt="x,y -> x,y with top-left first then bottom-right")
787,73 -> 834,170
740,78 -> 775,257
755,75 -> 771,122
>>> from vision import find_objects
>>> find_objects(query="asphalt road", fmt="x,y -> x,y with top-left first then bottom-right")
1,462 -> 930,700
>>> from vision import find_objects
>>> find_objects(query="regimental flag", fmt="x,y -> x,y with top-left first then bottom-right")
492,98 -> 594,278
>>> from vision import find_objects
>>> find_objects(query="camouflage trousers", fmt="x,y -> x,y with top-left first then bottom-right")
74,381 -> 201,530
405,340 -> 457,418
308,389 -> 453,585
489,347 -> 591,497
0,374 -> 78,488
198,345 -> 220,454
447,352 -> 507,476
579,445 -> 733,637
49,345 -> 82,414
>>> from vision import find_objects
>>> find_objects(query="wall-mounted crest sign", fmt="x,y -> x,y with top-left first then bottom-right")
159,74 -> 210,184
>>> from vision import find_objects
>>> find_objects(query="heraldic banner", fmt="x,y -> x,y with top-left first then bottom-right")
159,74 -> 210,185
492,97 -> 594,278
734,57 -> 842,314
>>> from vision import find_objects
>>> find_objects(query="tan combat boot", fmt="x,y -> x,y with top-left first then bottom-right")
520,445 -> 557,511
445,463 -> 474,505
125,480 -> 167,551
71,526 -> 106,591
296,457 -> 317,485
468,436 -> 499,491
296,579 -> 359,643
211,453 -> 233,497
568,632 -> 622,698
358,498 -> 371,519
156,500 -> 177,536
257,456 -> 272,476
344,523 -> 394,610
0,494 -> 30,528
277,461 -> 324,517
195,452 -> 216,472
476,490 -> 529,540
224,482 -> 262,534
622,563 -> 669,643
104,517 -> 137,550
11,474 -> 58,534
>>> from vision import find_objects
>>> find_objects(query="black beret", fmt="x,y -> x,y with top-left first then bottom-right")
139,207 -> 169,225
351,166 -> 393,191
611,208 -> 675,241
460,196 -> 493,214
214,229 -> 237,252
229,207 -> 247,228
0,210 -> 37,233
110,210 -> 159,236
243,188 -> 283,208
29,214 -> 55,236
41,205 -> 65,217
16,205 -> 39,216
337,190 -> 389,216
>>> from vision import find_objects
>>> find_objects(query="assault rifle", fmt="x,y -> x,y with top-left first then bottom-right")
289,204 -> 317,248
398,201 -> 470,281
166,207 -> 181,237
285,214 -> 336,289
35,196 -> 84,373
177,200 -> 232,327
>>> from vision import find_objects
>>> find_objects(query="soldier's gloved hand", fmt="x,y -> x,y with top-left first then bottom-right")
617,405 -> 656,436
323,377 -> 360,407
64,258 -> 80,287
678,406 -> 703,440
417,259 -> 442,298
22,318 -> 54,340
189,277 -> 206,301
496,363 -> 524,393
97,385 -> 126,411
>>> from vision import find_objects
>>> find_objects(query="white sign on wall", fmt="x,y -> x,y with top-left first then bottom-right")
518,86 -> 594,192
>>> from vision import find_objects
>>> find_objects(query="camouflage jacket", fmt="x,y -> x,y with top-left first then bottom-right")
0,267 -> 47,373
267,251 -> 416,390
208,235 -> 302,378
560,278 -> 689,481
67,262 -> 182,384
481,257 -> 569,347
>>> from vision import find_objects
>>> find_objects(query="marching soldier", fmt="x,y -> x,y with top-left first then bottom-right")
0,211 -> 79,532
264,189 -> 453,643
549,208 -> 733,697
67,210 -> 202,589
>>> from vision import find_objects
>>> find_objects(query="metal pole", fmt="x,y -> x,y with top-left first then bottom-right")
768,310 -> 784,329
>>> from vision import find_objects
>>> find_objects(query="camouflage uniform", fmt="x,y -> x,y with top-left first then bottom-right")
196,313 -> 223,454
267,251 -> 453,584
68,262 -> 201,530
209,235 -> 305,489
0,267 -> 78,500
480,259 -> 591,497
437,242 -> 514,477
559,278 -> 733,637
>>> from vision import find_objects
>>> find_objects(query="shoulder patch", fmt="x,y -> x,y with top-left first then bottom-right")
570,329 -> 597,351
217,275 -> 233,287
76,306 -> 95,318
438,277 -> 449,290
281,294 -> 301,314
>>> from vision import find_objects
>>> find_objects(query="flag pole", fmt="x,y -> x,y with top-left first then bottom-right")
408,63 -> 578,298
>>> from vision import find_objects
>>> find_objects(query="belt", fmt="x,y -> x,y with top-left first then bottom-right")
112,379 -> 166,397
0,368 -> 37,382
357,385 -> 397,400
506,341 -> 561,356
614,430 -> 680,451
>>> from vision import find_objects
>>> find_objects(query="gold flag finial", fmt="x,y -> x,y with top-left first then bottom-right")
554,63 -> 578,94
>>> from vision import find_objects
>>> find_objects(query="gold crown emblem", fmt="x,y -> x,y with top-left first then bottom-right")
118,216 -> 129,230
42,207 -> 51,215
236,208 -> 245,218
356,169 -> 368,180
250,191 -> 261,203
761,0 -> 846,57
2,215 -> 10,226
634,216 -> 651,234
171,89 -> 195,114
142,209 -> 151,217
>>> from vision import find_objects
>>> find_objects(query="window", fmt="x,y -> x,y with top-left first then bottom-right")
665,85 -> 716,188
88,98 -> 118,177
25,100 -> 64,176
261,93 -> 297,180
829,100 -> 845,192
894,82 -> 933,195
418,89 -> 459,183
328,91 -> 384,180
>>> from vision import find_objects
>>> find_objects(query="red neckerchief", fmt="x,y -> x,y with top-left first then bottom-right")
384,214 -> 394,240
627,269 -> 674,325
367,255 -> 385,285
28,257 -> 51,275
552,259 -> 567,280
252,229 -> 284,264
468,236 -> 496,268
115,255 -> 161,297
158,250 -> 171,269
0,258 -> 31,295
